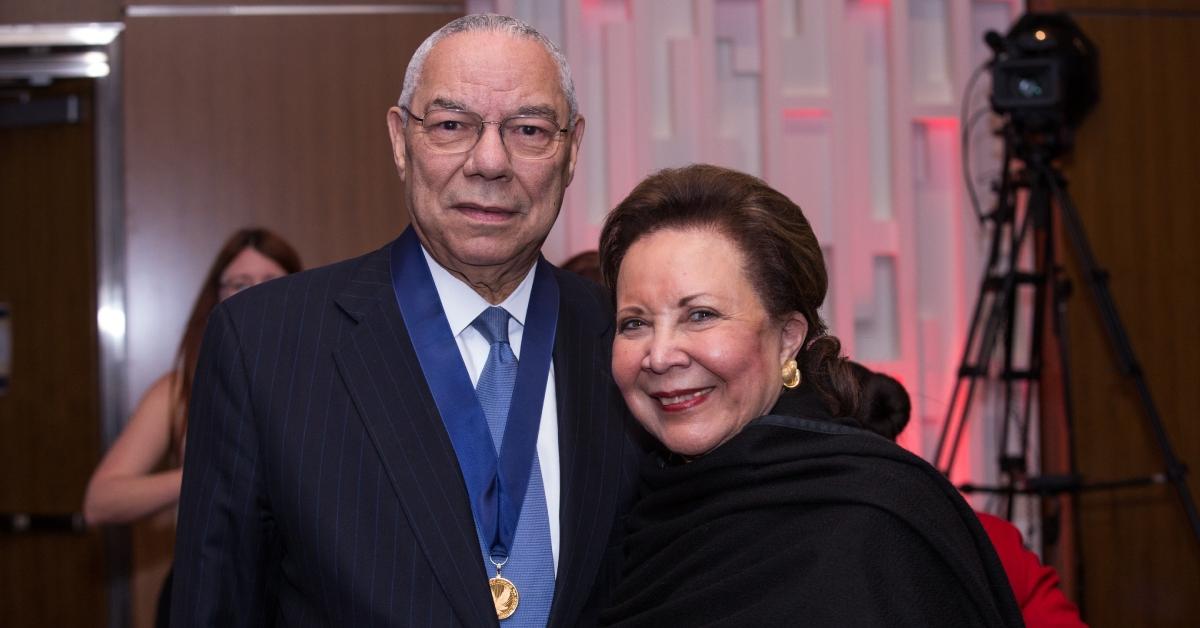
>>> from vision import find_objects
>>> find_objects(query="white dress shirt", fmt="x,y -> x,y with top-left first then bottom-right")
422,246 -> 561,573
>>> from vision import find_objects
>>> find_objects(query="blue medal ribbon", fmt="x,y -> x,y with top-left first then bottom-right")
390,227 -> 558,562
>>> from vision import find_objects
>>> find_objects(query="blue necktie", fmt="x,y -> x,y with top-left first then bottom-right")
471,306 -> 555,626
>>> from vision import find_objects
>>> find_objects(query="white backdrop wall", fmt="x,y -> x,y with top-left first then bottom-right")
470,0 -> 1024,492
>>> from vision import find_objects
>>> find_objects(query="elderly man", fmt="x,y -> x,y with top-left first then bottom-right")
172,15 -> 638,627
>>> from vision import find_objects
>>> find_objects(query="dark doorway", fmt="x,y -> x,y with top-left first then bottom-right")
0,77 -> 108,627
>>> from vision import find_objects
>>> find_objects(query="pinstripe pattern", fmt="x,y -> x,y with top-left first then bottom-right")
172,240 -> 640,627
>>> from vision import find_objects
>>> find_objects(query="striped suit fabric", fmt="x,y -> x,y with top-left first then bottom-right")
171,238 -> 641,627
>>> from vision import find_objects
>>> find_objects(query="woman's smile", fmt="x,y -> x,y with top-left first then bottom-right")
649,387 -> 714,412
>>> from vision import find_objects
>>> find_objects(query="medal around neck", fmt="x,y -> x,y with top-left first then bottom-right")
489,558 -> 519,620
390,231 -> 556,622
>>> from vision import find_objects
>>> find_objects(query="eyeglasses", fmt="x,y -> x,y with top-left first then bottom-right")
218,274 -> 282,300
401,106 -> 569,160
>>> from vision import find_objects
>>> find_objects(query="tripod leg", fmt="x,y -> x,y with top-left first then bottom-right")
1003,182 -> 1053,520
997,189 -> 1029,519
936,164 -> 1020,472
1047,169 -> 1200,547
945,207 -> 1038,475
1048,255 -> 1087,614
937,255 -> 1003,472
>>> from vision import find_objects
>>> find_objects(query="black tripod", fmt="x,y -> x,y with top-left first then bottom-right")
932,121 -> 1200,548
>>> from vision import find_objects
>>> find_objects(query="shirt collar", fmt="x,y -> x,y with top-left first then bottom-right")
421,244 -> 535,337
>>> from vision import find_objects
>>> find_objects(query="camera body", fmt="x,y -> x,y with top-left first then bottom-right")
987,12 -> 1098,139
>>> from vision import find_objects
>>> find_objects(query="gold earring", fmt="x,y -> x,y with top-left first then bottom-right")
781,359 -> 801,389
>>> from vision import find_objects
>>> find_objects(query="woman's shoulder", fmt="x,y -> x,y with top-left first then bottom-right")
735,416 -> 974,528
746,412 -> 926,471
742,412 -> 894,469
149,371 -> 178,392
143,371 -> 186,434
136,371 -> 178,411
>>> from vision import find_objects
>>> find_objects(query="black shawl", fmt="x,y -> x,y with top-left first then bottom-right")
601,388 -> 1024,627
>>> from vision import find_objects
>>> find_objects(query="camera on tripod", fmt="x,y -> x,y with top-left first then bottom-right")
985,13 -> 1100,153
940,10 -> 1200,552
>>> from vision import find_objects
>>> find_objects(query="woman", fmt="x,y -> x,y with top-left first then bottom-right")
597,164 -> 1022,627
83,227 -> 301,626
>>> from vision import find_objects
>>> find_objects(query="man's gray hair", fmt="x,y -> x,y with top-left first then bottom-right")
398,14 -> 579,128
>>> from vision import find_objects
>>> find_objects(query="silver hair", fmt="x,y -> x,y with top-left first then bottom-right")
398,14 -> 579,129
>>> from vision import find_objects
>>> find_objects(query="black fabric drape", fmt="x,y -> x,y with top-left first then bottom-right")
601,388 -> 1023,628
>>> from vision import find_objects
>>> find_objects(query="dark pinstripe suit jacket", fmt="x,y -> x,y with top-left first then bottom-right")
171,239 -> 640,627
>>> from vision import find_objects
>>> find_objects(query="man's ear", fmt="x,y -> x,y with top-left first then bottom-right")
564,115 -> 585,186
779,312 -> 809,364
386,106 -> 408,182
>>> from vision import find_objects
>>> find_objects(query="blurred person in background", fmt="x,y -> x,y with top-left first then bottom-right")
84,227 -> 301,627
562,249 -> 602,284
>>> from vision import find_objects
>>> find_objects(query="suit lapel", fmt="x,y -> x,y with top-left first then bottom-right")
332,244 -> 498,627
548,272 -> 626,628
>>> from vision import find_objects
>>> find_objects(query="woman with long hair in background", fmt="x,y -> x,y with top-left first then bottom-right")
83,227 -> 301,626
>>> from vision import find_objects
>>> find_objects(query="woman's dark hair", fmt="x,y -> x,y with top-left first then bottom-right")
849,361 -> 911,441
599,163 -> 859,416
170,228 -> 302,450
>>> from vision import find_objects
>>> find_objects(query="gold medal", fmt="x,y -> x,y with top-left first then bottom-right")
489,574 -> 519,619
488,557 -> 519,620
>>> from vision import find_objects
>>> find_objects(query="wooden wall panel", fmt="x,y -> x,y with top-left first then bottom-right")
0,0 -> 120,24
0,78 -> 106,628
1030,2 -> 1200,626
122,8 -> 460,396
